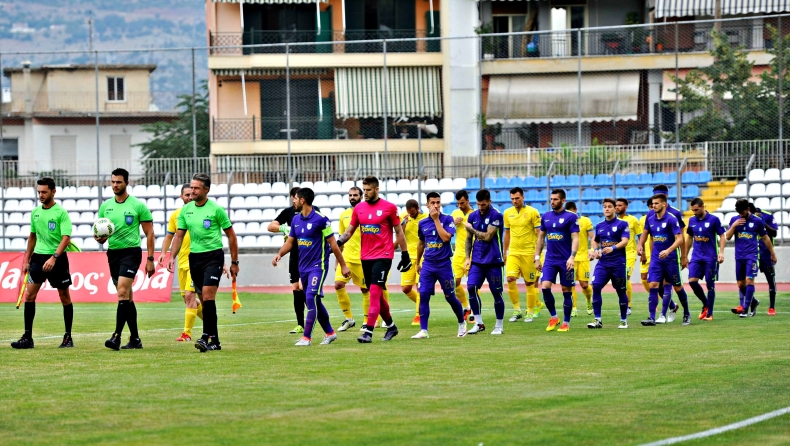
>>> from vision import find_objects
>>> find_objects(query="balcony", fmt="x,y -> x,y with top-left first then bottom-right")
209,30 -> 437,56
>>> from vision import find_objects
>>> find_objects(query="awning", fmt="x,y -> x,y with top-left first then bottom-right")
335,67 -> 442,119
655,0 -> 790,18
213,0 -> 327,3
212,68 -> 329,76
487,72 -> 640,124
661,67 -> 766,101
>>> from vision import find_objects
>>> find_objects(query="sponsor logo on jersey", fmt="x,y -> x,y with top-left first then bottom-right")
547,233 -> 564,241
694,236 -> 711,243
602,241 -> 618,248
360,224 -> 381,234
737,232 -> 754,239
426,242 -> 444,249
297,238 -> 314,248
653,235 -> 668,243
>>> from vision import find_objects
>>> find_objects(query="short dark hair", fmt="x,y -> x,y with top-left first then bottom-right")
748,202 -> 757,213
181,183 -> 191,193
289,187 -> 300,198
690,197 -> 704,207
551,189 -> 566,200
646,198 -> 654,207
616,198 -> 629,205
193,173 -> 211,189
509,187 -> 524,196
651,194 -> 667,203
735,199 -> 751,214
426,191 -> 441,202
565,201 -> 577,211
653,184 -> 669,195
455,190 -> 469,201
111,168 -> 129,183
476,190 -> 491,202
296,187 -> 314,205
349,186 -> 362,195
603,198 -> 616,207
362,176 -> 379,188
37,177 -> 56,191
405,199 -> 420,210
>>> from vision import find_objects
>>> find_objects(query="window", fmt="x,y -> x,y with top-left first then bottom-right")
107,77 -> 125,102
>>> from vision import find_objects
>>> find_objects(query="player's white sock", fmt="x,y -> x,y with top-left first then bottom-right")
495,319 -> 504,328
475,315 -> 483,325
459,322 -> 466,329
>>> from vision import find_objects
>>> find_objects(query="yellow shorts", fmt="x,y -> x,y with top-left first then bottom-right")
626,258 -> 636,278
452,255 -> 468,280
401,263 -> 420,286
575,260 -> 591,282
178,267 -> 195,295
335,262 -> 366,288
505,254 -> 538,283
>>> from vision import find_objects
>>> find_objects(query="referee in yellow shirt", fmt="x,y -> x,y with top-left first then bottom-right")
401,199 -> 429,325
451,190 -> 473,321
158,184 -> 202,342
334,186 -> 371,331
503,187 -> 544,322
566,202 -> 594,316
616,198 -> 643,314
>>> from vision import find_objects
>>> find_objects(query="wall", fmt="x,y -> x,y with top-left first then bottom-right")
215,2 -> 242,34
216,79 -> 262,120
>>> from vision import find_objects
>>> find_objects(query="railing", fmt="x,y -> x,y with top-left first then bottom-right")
209,29 -> 433,55
212,117 -> 442,141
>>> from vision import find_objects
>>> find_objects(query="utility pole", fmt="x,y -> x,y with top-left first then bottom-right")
88,11 -> 93,52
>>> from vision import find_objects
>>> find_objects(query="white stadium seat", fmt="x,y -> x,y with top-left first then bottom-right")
7,212 -> 23,223
243,196 -> 260,209
132,184 -> 148,197
60,186 -> 77,198
4,199 -> 19,212
18,200 -> 34,212
19,187 -> 35,198
147,198 -> 164,211
165,184 -> 180,197
257,235 -> 271,246
82,238 -> 100,251
328,194 -> 344,207
397,193 -> 413,206
5,225 -> 20,237
782,168 -> 790,181
5,187 -> 21,198
246,222 -> 261,234
724,212 -> 738,225
232,209 -> 248,222
76,225 -> 92,236
71,237 -> 84,250
330,207 -> 344,220
340,180 -> 355,192
748,183 -> 766,197
90,199 -> 98,210
10,238 -> 25,250
215,197 -> 229,208
229,183 -> 245,196
300,181 -> 314,190
271,182 -> 288,195
764,168 -> 781,182
747,169 -> 764,182
313,195 -> 329,208
326,181 -> 343,194
440,192 -> 454,204
438,178 -> 454,191
765,183 -> 781,197
719,198 -> 737,212
272,196 -> 288,208
331,220 -> 340,234
262,209 -> 276,220
754,197 -> 770,210
152,211 -> 165,224
396,179 -> 413,191
243,183 -> 259,195
239,235 -> 256,247
386,193 -> 398,203
209,184 -> 228,196
259,183 -> 272,195
712,212 -> 725,223
384,179 -> 398,192
313,181 -> 328,192
423,178 -> 440,190
259,196 -> 273,208
730,183 -> 747,198
234,222 -> 248,234
766,197 -> 783,211
68,211 -> 81,223
147,185 -> 163,197
248,209 -> 264,222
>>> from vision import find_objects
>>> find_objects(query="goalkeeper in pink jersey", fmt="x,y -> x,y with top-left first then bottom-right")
337,176 -> 411,343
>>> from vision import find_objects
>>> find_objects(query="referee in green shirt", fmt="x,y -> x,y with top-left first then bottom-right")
12,177 -> 75,349
169,173 -> 239,352
96,168 -> 156,351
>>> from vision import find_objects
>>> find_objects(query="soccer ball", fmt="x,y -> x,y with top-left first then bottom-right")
93,218 -> 116,238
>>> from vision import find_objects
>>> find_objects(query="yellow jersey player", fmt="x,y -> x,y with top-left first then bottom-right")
451,190 -> 473,321
615,198 -> 642,314
401,199 -> 429,325
566,202 -> 594,316
503,187 -> 544,323
638,198 -> 653,293
158,184 -> 201,342
334,186 -> 372,332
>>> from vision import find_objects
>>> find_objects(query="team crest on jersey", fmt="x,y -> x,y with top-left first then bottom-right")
661,222 -> 666,228
485,218 -> 489,224
307,223 -> 313,230
377,210 -> 383,216
368,214 -> 372,219
48,221 -> 56,231
749,222 -> 754,228
125,215 -> 134,225
705,222 -> 710,227
559,218 -> 565,223
613,226 -> 618,232
203,219 -> 211,229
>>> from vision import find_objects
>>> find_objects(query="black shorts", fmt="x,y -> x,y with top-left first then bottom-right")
288,248 -> 300,284
188,249 -> 225,294
759,257 -> 775,275
29,253 -> 72,289
361,259 -> 393,290
107,248 -> 142,286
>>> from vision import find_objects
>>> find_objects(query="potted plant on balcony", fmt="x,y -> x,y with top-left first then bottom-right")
478,113 -> 502,150
475,23 -> 496,60
626,12 -> 648,53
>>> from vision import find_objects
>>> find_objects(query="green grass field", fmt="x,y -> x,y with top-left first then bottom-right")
1,291 -> 789,445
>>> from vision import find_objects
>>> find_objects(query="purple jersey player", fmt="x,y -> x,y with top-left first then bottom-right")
638,194 -> 691,326
753,204 -> 779,315
725,199 -> 776,318
535,189 -> 579,332
686,198 -> 726,320
646,184 -> 686,321
588,198 -> 631,329
273,188 -> 351,346
413,192 -> 467,339
463,190 -> 506,335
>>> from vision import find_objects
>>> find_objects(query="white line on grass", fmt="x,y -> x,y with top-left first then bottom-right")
639,406 -> 790,445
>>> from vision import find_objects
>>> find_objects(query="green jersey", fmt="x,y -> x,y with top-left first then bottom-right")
98,195 -> 153,250
30,203 -> 72,255
177,198 -> 232,254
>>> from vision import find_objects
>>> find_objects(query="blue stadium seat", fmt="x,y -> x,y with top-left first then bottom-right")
652,172 -> 667,184
582,188 -> 597,200
566,174 -> 580,186
696,170 -> 711,183
535,176 -> 548,187
681,171 -> 697,184
566,189 -> 580,201
623,173 -> 639,186
625,187 -> 639,200
509,177 -> 523,189
637,172 -> 653,185
615,174 -> 626,185
596,189 -> 610,200
495,203 -> 507,213
616,187 -> 626,197
495,177 -> 510,189
484,178 -> 497,189
581,174 -> 595,186
535,202 -> 548,214
467,178 -> 480,190
523,176 -> 537,188
551,175 -> 566,187
668,186 -> 678,199
639,187 -> 653,199
495,190 -> 509,202
666,172 -> 678,184
594,174 -> 610,187
683,185 -> 700,198
526,189 -> 540,202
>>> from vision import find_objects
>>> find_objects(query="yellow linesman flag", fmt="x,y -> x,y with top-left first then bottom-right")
232,279 -> 242,314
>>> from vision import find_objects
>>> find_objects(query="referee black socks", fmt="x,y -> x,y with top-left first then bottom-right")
115,301 -> 128,335
126,301 -> 139,339
63,303 -> 73,335
24,302 -> 36,338
293,290 -> 306,328
202,300 -> 219,344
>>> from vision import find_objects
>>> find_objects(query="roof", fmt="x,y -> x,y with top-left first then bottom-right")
3,64 -> 157,76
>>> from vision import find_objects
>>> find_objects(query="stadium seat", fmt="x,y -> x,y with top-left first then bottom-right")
582,188 -> 597,200
7,212 -> 22,223
328,208 -> 343,220
652,172 -> 667,184
466,178 -> 480,190
239,235 -> 256,248
719,198 -> 737,212
748,169 -> 765,182
754,197 -> 770,210
4,225 -> 20,237
495,191 -> 509,203
535,176 -> 548,187
765,183 -> 781,197
82,238 -> 99,251
594,174 -> 610,187
484,178 -> 497,189
400,179 -> 417,191
423,178 -> 440,191
397,193 -> 413,206
245,196 -> 262,209
566,189 -> 580,201
258,196 -> 272,208
132,184 -> 148,197
666,171 -> 677,184
215,197 -> 228,208
73,199 -> 90,211
551,175 -> 566,187
4,199 -> 19,212
616,187 -> 626,197
681,171 -> 697,184
697,170 -> 711,183
596,189 -> 610,200
440,192 -> 454,205
327,194 -> 343,207
525,190 -> 540,202
622,173 -> 638,186
625,187 -> 639,200
564,174 -> 579,187
313,195 -> 330,208
683,185 -> 700,198
452,178 -> 467,191
495,177 -> 510,189
668,186 -> 678,200
520,176 -> 534,188
436,178 -> 453,191
148,198 -> 164,211
256,235 -> 271,246
325,181 -> 342,194
229,184 -> 245,196
764,168 -> 781,182
766,197 -> 783,211
76,186 -> 93,198
10,238 -> 25,250
782,183 -> 790,196
271,182 -> 288,195
4,187 -> 20,198
147,185 -> 163,197
250,209 -> 266,222
636,172 -> 652,185
712,212 -> 725,223
581,174 -> 595,187
749,183 -> 766,197
244,222 -> 260,234
730,183 -> 747,198
272,196 -> 288,208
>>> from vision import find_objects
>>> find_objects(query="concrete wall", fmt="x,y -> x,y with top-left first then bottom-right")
220,246 -> 790,287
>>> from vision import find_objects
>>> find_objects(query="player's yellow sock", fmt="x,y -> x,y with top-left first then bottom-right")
641,279 -> 650,293
405,289 -> 418,303
527,286 -> 537,312
572,287 -> 578,308
184,308 -> 198,337
582,285 -> 592,303
196,302 -> 203,320
336,287 -> 353,319
455,285 -> 469,309
507,281 -> 521,312
363,292 -> 370,318
626,280 -> 633,305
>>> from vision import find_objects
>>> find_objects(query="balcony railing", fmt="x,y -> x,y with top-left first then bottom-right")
213,117 -> 442,141
209,30 -> 435,56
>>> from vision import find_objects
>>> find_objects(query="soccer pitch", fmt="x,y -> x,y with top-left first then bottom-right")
1,291 -> 789,445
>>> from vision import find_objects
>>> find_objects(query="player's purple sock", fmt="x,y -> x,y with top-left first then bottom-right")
648,288 -> 659,320
562,292 -> 573,323
316,297 -> 334,334
468,286 -> 482,322
592,287 -> 603,319
442,292 -> 465,324
661,288 -> 671,316
743,284 -> 755,312
492,290 -> 505,321
419,292 -> 432,331
303,294 -> 317,339
616,287 -> 629,320
739,287 -> 745,307
541,288 -> 556,317
688,281 -> 707,307
676,288 -> 690,317
706,284 -> 716,316
663,284 -> 677,310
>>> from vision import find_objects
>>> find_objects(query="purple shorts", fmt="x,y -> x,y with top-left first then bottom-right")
647,258 -> 682,286
468,263 -> 504,293
591,261 -> 627,291
418,259 -> 456,295
735,259 -> 758,281
541,261 -> 575,287
301,267 -> 329,296
688,259 -> 718,282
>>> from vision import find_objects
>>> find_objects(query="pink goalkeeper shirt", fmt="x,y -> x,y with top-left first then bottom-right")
350,198 -> 400,260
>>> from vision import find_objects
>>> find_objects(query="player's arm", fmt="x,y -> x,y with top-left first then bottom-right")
140,221 -> 156,277
567,232 -> 579,270
590,236 -> 600,260
23,231 -> 36,274
660,232 -> 684,259
762,234 -> 778,264
416,239 -> 425,274
503,228 -> 510,261
158,232 -> 174,267
717,232 -> 727,263
167,229 -> 186,273
273,235 -> 296,266
44,235 -> 71,272
224,226 -> 239,278
433,219 -> 452,243
336,222 -> 357,246
586,229 -> 595,257
327,234 -> 350,278
637,228 -> 650,260
464,230 -> 474,269
468,224 -> 497,242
